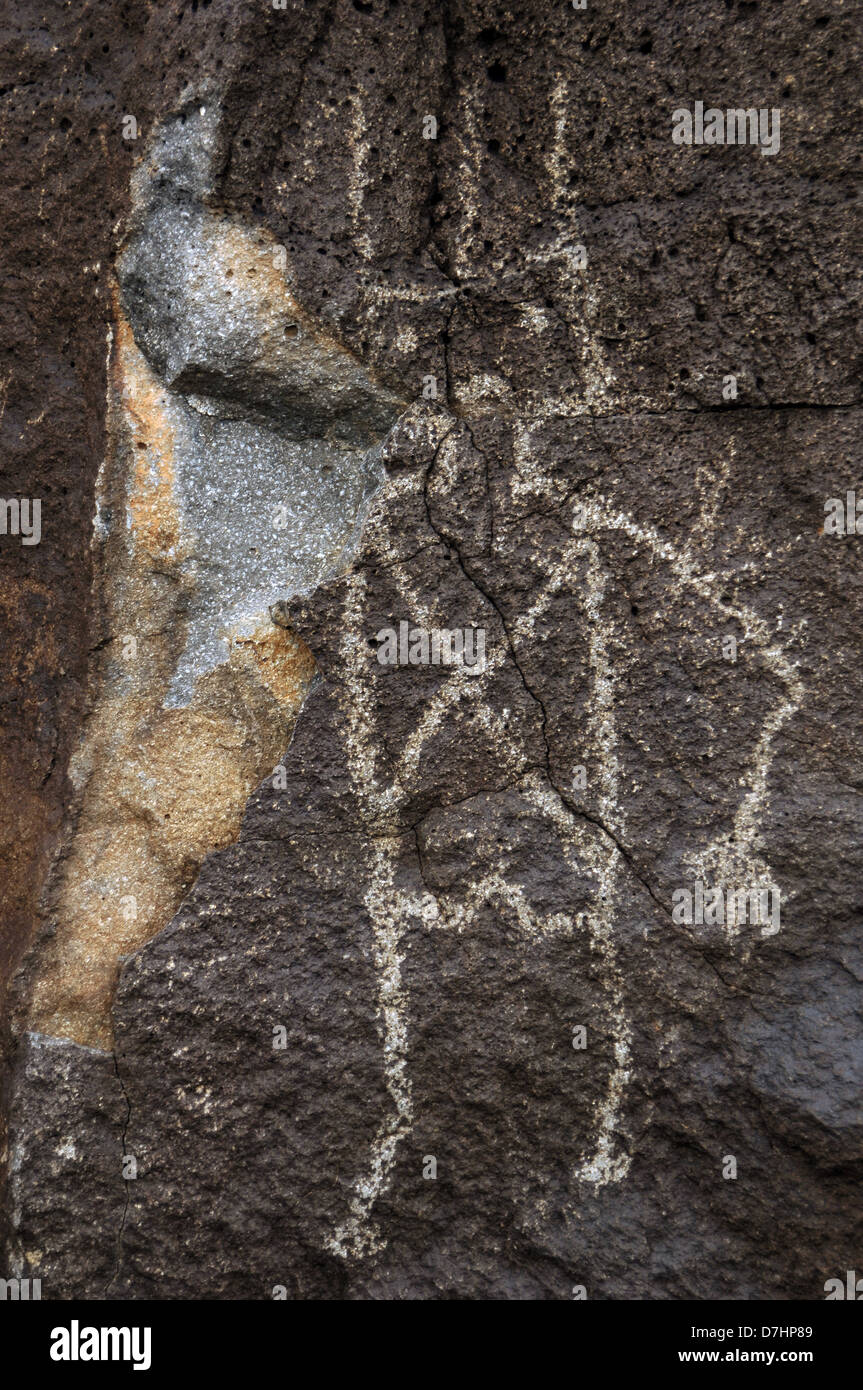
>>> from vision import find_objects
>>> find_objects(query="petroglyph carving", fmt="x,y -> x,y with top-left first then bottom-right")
318,420 -> 802,1258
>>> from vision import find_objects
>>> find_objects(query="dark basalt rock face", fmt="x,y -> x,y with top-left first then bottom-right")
1,0 -> 861,1300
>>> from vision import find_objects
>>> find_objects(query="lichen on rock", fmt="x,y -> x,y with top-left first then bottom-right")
24,100 -> 405,1050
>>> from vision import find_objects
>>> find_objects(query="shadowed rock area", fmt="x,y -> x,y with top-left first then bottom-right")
1,0 -> 861,1299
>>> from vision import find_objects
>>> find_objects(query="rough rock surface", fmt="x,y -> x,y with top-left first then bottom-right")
1,0 -> 861,1299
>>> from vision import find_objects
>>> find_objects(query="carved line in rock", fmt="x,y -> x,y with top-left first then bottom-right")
323,427 -> 803,1260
